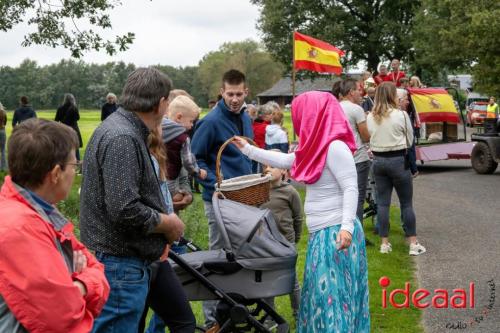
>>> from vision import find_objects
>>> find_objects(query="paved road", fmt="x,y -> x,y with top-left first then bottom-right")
412,159 -> 500,332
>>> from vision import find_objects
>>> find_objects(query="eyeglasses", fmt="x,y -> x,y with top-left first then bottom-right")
65,161 -> 83,174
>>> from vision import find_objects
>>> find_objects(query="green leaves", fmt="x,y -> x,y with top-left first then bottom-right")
197,39 -> 284,101
3,0 -> 134,57
253,0 -> 420,72
413,0 -> 500,95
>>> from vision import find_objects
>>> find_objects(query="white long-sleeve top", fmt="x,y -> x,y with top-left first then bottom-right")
242,140 -> 358,235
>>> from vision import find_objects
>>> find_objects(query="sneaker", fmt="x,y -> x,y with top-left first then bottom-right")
409,242 -> 426,256
380,243 -> 392,254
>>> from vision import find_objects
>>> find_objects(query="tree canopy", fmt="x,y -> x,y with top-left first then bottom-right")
197,40 -> 284,101
252,0 -> 421,72
0,41 -> 283,110
0,1 -> 134,57
412,0 -> 500,96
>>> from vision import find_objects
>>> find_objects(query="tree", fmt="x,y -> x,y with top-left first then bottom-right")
251,0 -> 421,72
412,0 -> 500,96
197,40 -> 284,101
0,1 -> 134,57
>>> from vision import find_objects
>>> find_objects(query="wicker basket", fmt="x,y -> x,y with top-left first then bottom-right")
215,137 -> 271,206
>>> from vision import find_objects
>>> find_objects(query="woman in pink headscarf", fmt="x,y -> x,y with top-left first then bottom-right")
233,91 -> 370,332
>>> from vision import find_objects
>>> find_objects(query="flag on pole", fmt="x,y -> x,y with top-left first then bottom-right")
293,31 -> 344,74
408,88 -> 460,123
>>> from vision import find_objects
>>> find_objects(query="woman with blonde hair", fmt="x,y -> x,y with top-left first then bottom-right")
139,126 -> 196,333
409,76 -> 423,88
366,82 -> 426,256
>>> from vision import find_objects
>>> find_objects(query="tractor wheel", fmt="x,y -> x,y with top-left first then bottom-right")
471,142 -> 498,174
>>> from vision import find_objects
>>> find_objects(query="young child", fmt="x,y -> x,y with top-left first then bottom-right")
161,95 -> 207,204
265,109 -> 289,153
142,126 -> 196,333
261,162 -> 303,319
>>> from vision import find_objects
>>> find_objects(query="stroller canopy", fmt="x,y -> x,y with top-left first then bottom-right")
212,196 -> 297,271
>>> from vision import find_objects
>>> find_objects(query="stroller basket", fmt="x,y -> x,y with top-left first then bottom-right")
170,196 -> 298,301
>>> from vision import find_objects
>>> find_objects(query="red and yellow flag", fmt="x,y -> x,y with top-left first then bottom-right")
408,88 -> 460,123
293,32 -> 344,74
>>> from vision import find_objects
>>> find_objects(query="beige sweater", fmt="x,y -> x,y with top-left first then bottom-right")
366,108 -> 413,152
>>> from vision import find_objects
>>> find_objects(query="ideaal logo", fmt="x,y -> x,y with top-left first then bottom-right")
379,277 -> 496,330
379,276 -> 475,309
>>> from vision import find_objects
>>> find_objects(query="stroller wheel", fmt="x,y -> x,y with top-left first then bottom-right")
230,304 -> 250,323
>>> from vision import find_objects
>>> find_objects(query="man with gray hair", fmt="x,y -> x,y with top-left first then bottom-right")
80,68 -> 185,333
100,92 -> 118,121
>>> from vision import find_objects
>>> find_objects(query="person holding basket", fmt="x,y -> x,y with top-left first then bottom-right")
190,69 -> 254,328
232,91 -> 370,333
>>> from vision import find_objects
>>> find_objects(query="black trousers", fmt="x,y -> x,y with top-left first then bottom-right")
138,260 -> 196,333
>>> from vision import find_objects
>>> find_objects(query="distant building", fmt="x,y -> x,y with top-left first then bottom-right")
257,76 -> 338,106
448,74 -> 472,90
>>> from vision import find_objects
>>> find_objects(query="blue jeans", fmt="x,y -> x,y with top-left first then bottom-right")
372,155 -> 416,238
92,253 -> 150,333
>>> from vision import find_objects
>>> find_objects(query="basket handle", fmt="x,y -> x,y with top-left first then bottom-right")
215,136 -> 257,187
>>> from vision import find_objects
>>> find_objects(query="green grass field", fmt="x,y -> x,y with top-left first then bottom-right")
0,110 -> 423,332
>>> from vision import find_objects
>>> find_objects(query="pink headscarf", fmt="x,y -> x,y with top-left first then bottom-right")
290,91 -> 357,184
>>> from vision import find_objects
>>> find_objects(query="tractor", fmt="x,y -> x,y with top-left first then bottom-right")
471,118 -> 500,174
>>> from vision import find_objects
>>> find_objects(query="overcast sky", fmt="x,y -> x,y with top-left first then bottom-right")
0,0 -> 261,68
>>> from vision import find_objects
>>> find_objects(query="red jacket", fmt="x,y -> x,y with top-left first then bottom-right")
252,120 -> 270,148
374,74 -> 389,85
386,71 -> 406,87
0,176 -> 110,333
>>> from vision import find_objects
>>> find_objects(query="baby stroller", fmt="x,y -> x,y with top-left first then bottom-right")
168,195 -> 298,332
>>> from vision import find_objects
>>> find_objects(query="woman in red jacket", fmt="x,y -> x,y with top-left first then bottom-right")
0,119 -> 109,333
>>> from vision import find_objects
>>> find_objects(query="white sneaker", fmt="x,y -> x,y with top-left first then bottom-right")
409,242 -> 426,256
380,243 -> 392,254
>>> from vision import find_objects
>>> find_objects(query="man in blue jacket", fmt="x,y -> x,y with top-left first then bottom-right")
191,69 -> 253,327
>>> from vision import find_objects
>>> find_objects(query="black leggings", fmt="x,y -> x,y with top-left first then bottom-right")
138,260 -> 196,333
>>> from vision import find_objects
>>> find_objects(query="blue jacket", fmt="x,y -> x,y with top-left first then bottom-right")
191,100 -> 254,201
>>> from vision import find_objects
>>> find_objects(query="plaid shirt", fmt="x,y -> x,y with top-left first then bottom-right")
80,108 -> 168,261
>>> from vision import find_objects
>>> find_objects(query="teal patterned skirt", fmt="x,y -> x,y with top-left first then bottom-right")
297,220 -> 370,333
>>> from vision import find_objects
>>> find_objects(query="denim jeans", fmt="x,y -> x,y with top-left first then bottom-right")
0,129 -> 6,171
92,252 -> 150,333
202,200 -> 224,326
372,155 -> 416,238
355,160 -> 371,223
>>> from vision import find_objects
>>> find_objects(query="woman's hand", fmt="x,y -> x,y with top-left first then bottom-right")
232,136 -> 248,150
73,250 -> 87,273
336,230 -> 352,250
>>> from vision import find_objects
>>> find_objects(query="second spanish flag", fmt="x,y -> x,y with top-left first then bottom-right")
294,32 -> 344,74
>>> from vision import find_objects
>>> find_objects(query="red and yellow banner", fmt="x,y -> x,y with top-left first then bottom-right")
294,32 -> 344,74
408,88 -> 460,123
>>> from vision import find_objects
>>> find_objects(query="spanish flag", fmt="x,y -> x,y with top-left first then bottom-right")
294,32 -> 344,74
408,88 -> 460,123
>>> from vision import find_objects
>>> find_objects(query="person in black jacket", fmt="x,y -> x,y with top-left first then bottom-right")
55,94 -> 83,161
101,92 -> 118,121
12,96 -> 37,127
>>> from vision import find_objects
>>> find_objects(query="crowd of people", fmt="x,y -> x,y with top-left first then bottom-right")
0,60 -> 490,333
